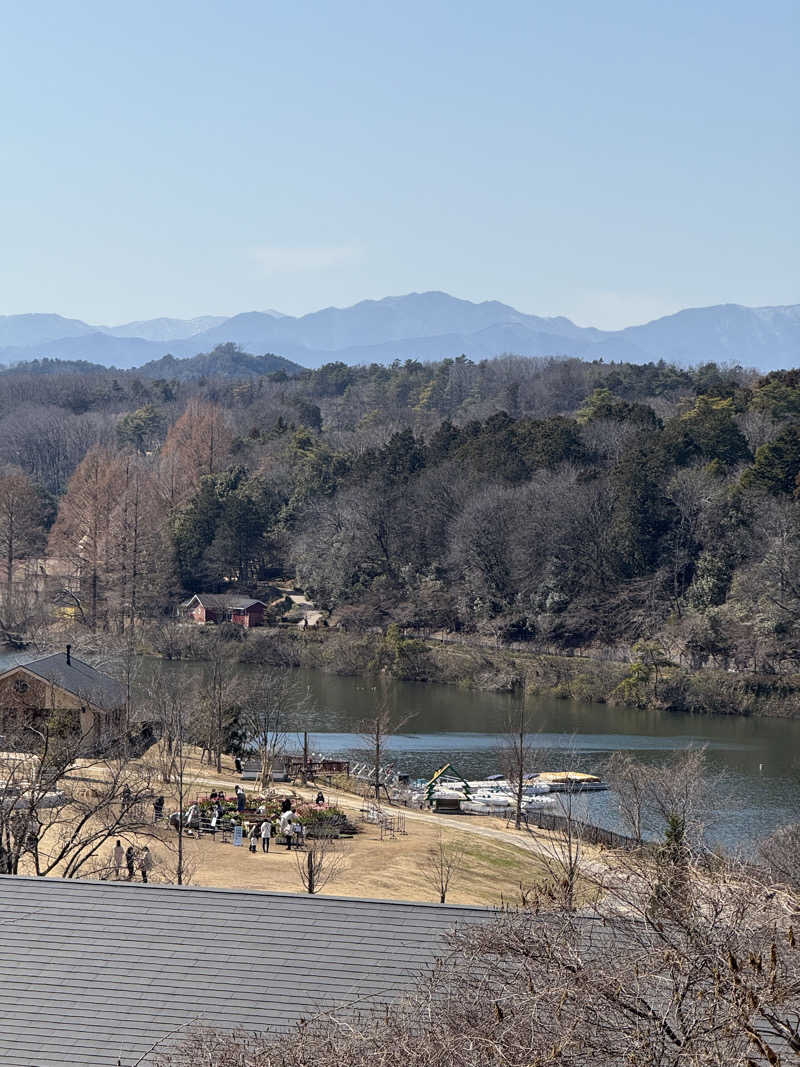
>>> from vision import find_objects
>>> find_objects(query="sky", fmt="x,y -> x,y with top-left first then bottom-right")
0,1 -> 797,329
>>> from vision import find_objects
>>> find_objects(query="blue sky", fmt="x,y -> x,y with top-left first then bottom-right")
1,1 -> 796,327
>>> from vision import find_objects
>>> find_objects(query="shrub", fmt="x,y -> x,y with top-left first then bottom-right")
219,622 -> 247,642
295,804 -> 358,837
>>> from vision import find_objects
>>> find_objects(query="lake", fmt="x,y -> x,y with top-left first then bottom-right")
5,649 -> 799,852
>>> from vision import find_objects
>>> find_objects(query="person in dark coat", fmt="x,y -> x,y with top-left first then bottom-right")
139,846 -> 153,883
125,845 -> 136,881
235,786 -> 246,813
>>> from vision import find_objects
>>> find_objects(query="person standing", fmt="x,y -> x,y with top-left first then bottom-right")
260,818 -> 271,853
280,808 -> 295,850
112,840 -> 125,880
125,845 -> 136,881
248,823 -> 258,853
139,846 -> 153,883
235,786 -> 246,813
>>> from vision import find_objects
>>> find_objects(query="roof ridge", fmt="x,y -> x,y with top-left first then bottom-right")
0,873 -> 491,913
27,651 -> 110,674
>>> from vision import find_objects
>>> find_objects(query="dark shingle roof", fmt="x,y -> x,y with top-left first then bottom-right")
0,876 -> 486,1066
10,652 -> 126,711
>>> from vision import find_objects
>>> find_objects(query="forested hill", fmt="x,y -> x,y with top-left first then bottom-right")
133,346 -> 302,380
4,352 -> 800,684
0,344 -> 303,380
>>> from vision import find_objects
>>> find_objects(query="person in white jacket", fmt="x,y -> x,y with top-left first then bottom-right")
260,818 -> 272,853
280,808 -> 296,850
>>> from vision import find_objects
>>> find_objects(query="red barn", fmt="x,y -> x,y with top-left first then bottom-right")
181,594 -> 266,628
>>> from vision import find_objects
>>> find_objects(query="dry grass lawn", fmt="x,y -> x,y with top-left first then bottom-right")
165,812 -> 546,906
22,746 -> 571,907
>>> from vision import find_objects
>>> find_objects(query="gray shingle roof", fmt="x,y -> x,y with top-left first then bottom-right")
184,594 -> 265,611
9,652 -> 126,711
0,875 -> 487,1067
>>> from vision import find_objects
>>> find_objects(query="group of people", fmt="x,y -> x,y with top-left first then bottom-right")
243,798 -> 307,853
247,817 -> 273,853
111,839 -> 153,882
241,802 -> 302,853
207,790 -> 230,823
108,783 -> 321,879
203,788 -> 245,824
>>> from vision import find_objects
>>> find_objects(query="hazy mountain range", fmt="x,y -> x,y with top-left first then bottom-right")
0,293 -> 797,373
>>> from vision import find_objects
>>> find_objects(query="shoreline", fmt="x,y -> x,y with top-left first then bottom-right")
170,624 -> 800,721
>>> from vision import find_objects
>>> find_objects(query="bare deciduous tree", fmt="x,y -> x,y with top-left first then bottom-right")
147,669 -> 200,886
607,746 -> 717,851
200,639 -> 241,773
758,822 -> 800,889
0,718 -> 156,879
605,750 -> 650,844
239,670 -> 311,792
529,780 -> 588,912
358,697 -> 412,801
0,464 -> 47,599
423,831 -> 466,904
158,400 -> 234,509
157,854 -> 800,1067
499,689 -> 535,831
294,831 -> 346,895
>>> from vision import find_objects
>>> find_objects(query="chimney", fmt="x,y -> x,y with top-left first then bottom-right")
66,644 -> 71,666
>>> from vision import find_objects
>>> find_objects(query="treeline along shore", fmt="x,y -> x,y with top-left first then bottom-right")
147,622 -> 800,720
3,349 -> 800,718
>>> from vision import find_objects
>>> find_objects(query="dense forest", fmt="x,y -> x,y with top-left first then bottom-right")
3,345 -> 800,693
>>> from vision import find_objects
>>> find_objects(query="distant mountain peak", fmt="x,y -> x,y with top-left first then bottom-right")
0,292 -> 796,373
102,315 -> 229,342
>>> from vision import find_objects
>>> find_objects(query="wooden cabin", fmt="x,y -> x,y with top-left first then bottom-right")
180,594 -> 266,628
0,647 -> 126,754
